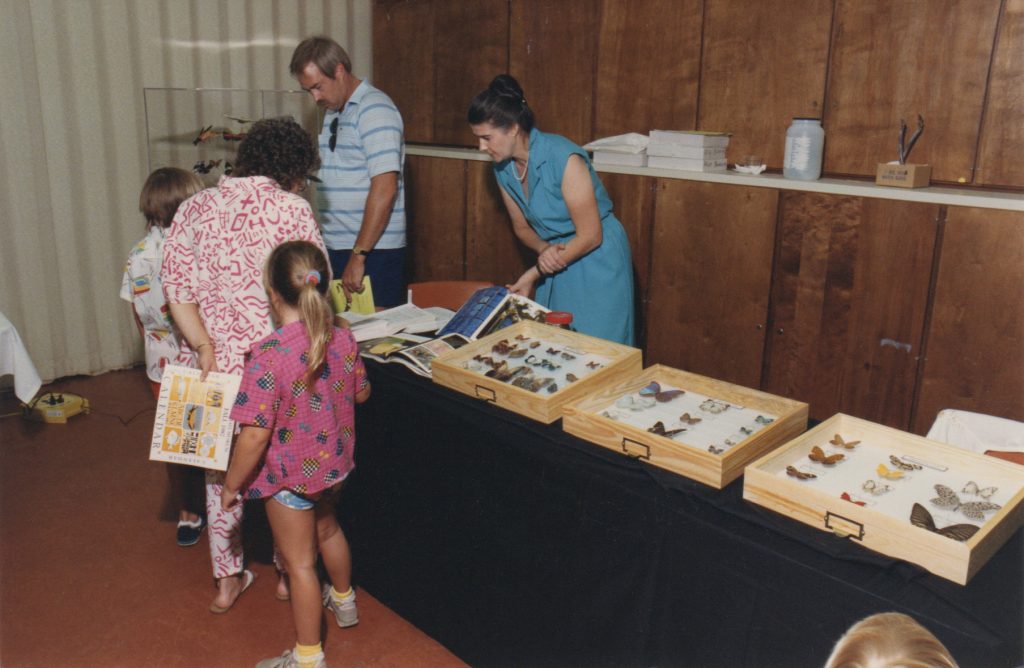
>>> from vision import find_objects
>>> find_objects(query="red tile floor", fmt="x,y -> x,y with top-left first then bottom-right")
0,367 -> 467,668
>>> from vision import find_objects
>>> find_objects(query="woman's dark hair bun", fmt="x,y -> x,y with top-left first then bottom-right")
468,73 -> 534,131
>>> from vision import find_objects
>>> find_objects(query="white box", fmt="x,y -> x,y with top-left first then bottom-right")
647,155 -> 728,172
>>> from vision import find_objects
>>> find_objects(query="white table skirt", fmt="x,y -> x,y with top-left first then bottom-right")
0,311 -> 42,403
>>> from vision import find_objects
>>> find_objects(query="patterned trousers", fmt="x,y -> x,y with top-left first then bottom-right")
205,470 -> 243,579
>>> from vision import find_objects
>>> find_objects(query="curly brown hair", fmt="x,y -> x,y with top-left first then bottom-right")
232,117 -> 320,192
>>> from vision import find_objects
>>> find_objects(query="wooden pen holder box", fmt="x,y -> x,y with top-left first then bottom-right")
743,413 -> 1024,585
431,321 -> 642,424
875,163 -> 931,188
561,364 -> 808,489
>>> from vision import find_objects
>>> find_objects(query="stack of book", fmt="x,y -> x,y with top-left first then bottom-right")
592,150 -> 647,168
647,130 -> 730,172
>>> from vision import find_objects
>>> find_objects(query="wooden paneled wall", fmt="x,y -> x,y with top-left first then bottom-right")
377,0 -> 1023,188
381,0 -> 1024,434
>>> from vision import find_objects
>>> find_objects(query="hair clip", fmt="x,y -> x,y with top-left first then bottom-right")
304,269 -> 321,286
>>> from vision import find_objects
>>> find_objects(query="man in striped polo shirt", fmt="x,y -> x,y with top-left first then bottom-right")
291,36 -> 407,307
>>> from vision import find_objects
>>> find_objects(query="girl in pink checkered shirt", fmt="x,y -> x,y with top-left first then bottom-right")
222,240 -> 370,668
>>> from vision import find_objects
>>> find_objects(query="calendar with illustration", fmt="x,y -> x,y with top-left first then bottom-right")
149,365 -> 241,471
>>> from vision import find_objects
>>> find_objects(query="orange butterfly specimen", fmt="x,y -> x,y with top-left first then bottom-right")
808,446 -> 844,465
876,463 -> 905,480
910,503 -> 979,542
829,434 -> 861,449
786,466 -> 816,480
841,492 -> 866,506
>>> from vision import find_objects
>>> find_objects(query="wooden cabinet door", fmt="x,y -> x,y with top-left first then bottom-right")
824,1 -> 1000,182
374,0 -> 435,143
913,207 -> 1024,433
600,172 -> 656,351
763,193 -> 938,428
646,180 -> 777,389
594,0 -> 702,139
433,1 -> 510,146
699,0 -> 832,169
465,160 -> 533,284
510,0 -> 600,145
976,0 -> 1024,188
405,155 -> 467,281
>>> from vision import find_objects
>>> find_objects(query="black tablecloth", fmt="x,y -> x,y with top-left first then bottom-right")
337,361 -> 1024,667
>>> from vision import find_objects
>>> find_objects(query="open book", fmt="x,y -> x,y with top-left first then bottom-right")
358,332 -> 472,377
436,286 -> 549,340
341,303 -> 456,342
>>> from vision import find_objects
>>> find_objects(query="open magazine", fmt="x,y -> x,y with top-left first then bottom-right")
341,303 -> 455,342
359,332 -> 472,377
436,286 -> 549,339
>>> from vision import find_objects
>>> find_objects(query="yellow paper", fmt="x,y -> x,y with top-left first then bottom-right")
330,276 -> 376,315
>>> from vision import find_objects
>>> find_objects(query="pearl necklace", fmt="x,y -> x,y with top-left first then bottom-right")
513,157 -> 529,182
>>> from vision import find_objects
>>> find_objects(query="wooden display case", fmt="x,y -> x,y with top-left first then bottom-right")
430,321 -> 642,424
561,365 -> 808,488
744,414 -> 1024,585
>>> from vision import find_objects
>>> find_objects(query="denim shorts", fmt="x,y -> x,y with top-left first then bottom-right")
271,488 -> 315,511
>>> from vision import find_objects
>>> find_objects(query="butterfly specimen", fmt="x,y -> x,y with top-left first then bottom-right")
930,484 -> 1001,520
508,348 -> 527,358
840,492 -> 866,506
566,373 -> 578,383
963,481 -> 997,499
679,413 -> 702,425
655,389 -> 685,402
492,339 -> 514,355
530,341 -> 541,348
616,395 -> 655,411
514,334 -> 529,341
861,480 -> 892,495
708,445 -> 724,455
560,352 -> 576,361
638,381 -> 660,396
829,434 -> 861,449
546,383 -> 558,393
648,421 -> 685,438
910,503 -> 979,542
740,426 -> 753,435
888,455 -> 922,471
699,399 -> 730,414
755,415 -> 774,425
586,361 -> 602,369
192,124 -> 215,145
786,466 -> 816,480
223,114 -> 254,124
808,446 -> 844,465
875,463 -> 905,480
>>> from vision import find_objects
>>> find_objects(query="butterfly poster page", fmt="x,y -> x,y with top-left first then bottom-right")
774,430 -> 1023,539
149,364 -> 241,471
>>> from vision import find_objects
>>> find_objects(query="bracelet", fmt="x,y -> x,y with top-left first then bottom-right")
195,341 -> 214,351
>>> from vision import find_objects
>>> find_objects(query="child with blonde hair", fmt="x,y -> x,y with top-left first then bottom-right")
120,166 -> 206,546
824,612 -> 959,668
222,240 -> 370,668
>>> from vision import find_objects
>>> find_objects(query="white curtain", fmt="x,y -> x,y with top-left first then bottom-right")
0,0 -> 372,382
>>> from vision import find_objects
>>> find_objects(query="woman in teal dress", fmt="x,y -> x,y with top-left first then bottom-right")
468,75 -> 635,345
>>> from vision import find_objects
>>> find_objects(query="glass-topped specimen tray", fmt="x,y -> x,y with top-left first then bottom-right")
430,321 -> 642,424
561,364 -> 808,488
744,413 -> 1024,584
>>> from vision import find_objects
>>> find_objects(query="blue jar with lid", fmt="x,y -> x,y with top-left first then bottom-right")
783,117 -> 824,180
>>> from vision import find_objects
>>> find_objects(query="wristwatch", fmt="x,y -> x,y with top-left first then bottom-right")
352,246 -> 370,257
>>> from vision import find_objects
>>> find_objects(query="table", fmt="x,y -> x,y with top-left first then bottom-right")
338,361 -> 1024,668
0,312 -> 42,403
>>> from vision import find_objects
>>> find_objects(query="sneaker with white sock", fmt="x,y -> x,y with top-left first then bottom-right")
321,584 -> 358,628
255,648 -> 326,668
